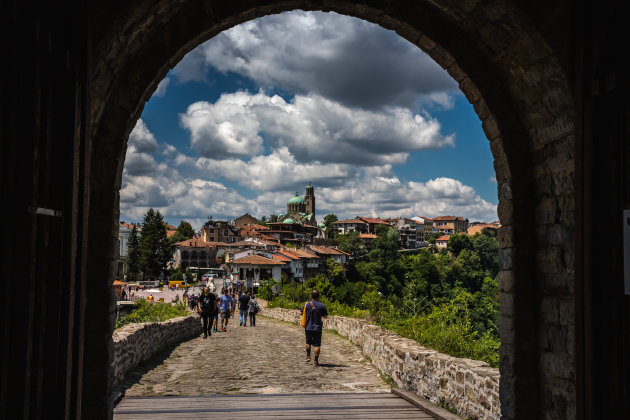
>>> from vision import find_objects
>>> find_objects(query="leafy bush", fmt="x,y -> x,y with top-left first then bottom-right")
116,299 -> 189,329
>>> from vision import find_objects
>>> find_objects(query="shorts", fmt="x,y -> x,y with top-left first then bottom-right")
305,330 -> 322,347
221,310 -> 230,319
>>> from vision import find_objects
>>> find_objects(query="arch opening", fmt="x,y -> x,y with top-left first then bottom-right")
88,2 -> 576,419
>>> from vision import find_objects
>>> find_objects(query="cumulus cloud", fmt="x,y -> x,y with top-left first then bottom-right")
316,176 -> 497,222
179,91 -> 454,163
129,119 -> 159,153
190,147 -> 358,191
172,11 -> 458,110
119,174 -> 267,229
154,77 -> 170,97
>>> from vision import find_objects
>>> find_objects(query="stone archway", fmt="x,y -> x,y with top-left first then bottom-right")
87,1 -> 576,418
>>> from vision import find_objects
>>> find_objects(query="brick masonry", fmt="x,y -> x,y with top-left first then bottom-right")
112,314 -> 202,385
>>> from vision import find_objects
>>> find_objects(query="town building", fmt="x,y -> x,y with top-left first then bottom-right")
234,213 -> 259,228
172,239 -> 218,271
332,218 -> 368,235
200,218 -> 239,243
116,221 -> 134,279
276,183 -> 317,226
226,254 -> 285,289
431,215 -> 469,233
467,223 -> 500,237
435,235 -> 450,248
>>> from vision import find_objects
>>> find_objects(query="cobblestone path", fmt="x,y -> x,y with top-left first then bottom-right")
119,316 -> 391,396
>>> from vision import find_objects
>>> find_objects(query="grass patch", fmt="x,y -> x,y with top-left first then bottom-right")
116,299 -> 189,329
380,373 -> 396,388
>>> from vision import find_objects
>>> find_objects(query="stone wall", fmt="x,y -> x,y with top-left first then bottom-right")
112,314 -> 202,385
261,306 -> 500,420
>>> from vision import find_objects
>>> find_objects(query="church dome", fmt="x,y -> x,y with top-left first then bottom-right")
284,218 -> 294,224
288,195 -> 305,205
318,222 -> 326,229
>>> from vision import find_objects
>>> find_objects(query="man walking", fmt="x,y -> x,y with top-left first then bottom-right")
219,289 -> 231,332
197,287 -> 216,339
238,291 -> 250,326
300,290 -> 328,366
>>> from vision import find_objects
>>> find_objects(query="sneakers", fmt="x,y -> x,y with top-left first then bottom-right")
305,356 -> 311,362
313,361 -> 319,367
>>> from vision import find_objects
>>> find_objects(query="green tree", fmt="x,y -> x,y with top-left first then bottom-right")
326,258 -> 343,284
323,214 -> 338,238
337,230 -> 366,259
426,232 -> 441,245
447,233 -> 473,257
138,208 -> 170,280
126,224 -> 140,280
268,214 -> 278,223
470,233 -> 499,277
168,220 -> 196,245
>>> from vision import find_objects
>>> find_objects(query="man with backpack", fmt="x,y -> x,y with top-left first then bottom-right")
197,287 -> 216,339
238,291 -> 250,326
248,294 -> 260,326
300,290 -> 328,366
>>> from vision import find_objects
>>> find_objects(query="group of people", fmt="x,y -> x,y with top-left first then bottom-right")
197,287 -> 260,339
197,286 -> 329,368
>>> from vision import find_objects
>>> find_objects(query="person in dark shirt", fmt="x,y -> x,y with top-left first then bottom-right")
300,289 -> 328,366
197,287 -> 216,339
238,291 -> 251,326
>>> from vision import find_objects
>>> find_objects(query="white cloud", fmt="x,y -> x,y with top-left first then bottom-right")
179,91 -> 454,164
190,147 -> 358,191
128,119 -> 159,153
154,77 -> 170,97
172,11 -> 458,110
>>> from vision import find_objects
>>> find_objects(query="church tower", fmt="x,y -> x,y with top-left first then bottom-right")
305,182 -> 315,216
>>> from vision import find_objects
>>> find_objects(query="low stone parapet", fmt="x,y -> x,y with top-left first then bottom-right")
260,306 -> 500,419
112,314 -> 202,385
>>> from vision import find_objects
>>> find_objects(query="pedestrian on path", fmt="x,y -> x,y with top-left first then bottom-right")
212,298 -> 220,332
238,291 -> 250,326
197,287 -> 216,339
219,289 -> 231,332
300,290 -> 328,366
230,292 -> 237,319
248,295 -> 259,326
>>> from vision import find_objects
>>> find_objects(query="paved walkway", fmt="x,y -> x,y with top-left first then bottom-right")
117,316 -> 390,396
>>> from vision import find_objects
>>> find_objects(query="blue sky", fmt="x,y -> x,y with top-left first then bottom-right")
120,11 -> 497,230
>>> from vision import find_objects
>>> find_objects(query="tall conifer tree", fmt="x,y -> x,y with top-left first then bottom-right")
126,224 -> 140,280
138,208 -> 170,280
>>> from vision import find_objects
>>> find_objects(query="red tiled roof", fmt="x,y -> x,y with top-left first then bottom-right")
272,254 -> 292,262
333,218 -> 367,224
436,235 -> 451,241
166,230 -> 177,238
291,249 -> 320,259
120,221 -> 135,229
360,234 -> 377,239
358,217 -> 389,224
308,245 -> 344,255
278,250 -> 300,260
173,239 -> 217,248
232,255 -> 285,265
433,216 -> 466,222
